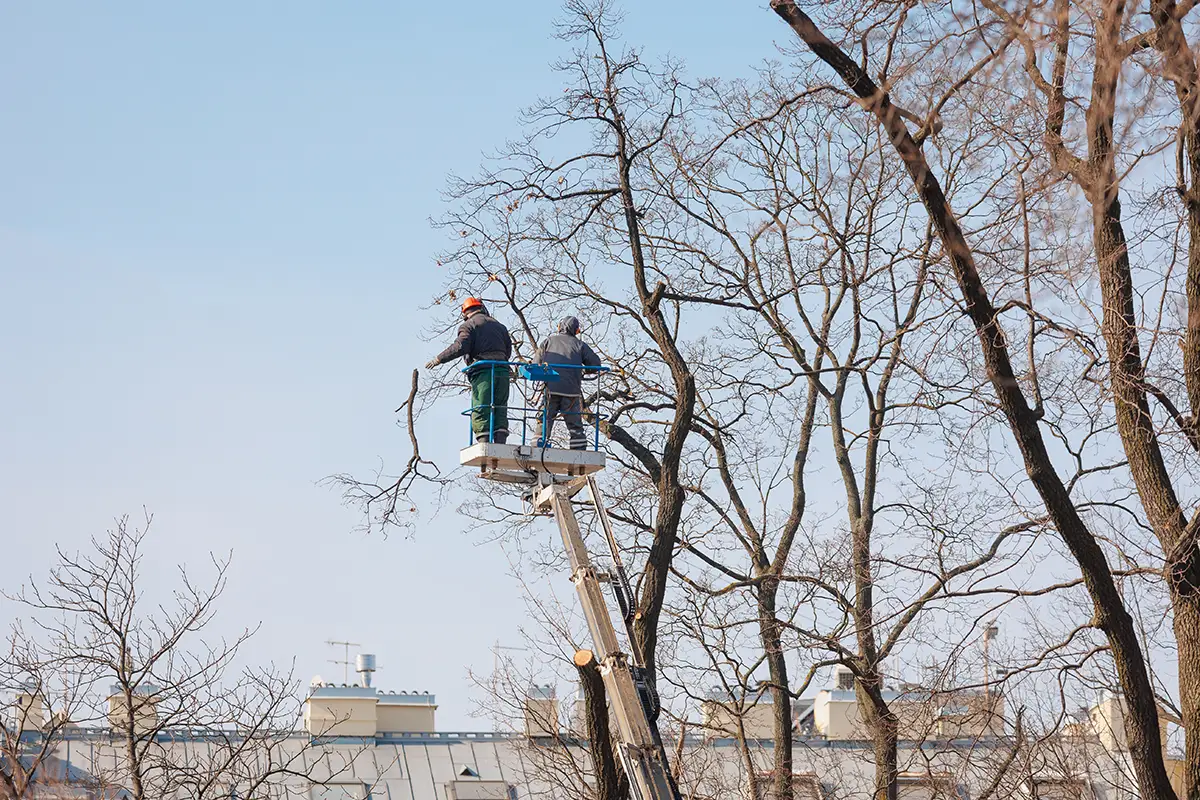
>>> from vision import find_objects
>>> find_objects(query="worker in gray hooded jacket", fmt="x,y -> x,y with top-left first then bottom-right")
535,316 -> 602,450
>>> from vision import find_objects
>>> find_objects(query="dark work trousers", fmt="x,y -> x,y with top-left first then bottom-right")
537,393 -> 587,449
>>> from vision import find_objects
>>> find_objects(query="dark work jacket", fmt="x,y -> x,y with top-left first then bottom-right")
536,332 -> 601,396
436,312 -> 512,370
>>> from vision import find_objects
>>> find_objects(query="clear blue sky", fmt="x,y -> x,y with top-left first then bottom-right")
0,2 -> 786,728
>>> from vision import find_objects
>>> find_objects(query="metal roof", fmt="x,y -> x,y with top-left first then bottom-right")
11,728 -> 1123,800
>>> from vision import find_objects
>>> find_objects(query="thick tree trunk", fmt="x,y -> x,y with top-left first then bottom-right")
1184,148 -> 1200,445
1092,194 -> 1200,789
1091,198 -> 1191,538
857,677 -> 899,800
1087,8 -> 1190,555
1179,129 -> 1200,800
767,4 -> 1175,798
609,118 -> 696,695
123,689 -> 146,800
1091,191 -> 1186,799
1087,6 -> 1200,798
575,650 -> 629,800
757,577 -> 793,800
1174,599 -> 1200,800
851,519 -> 895,800
1188,204 -> 1200,426
1094,181 -> 1200,800
0,765 -> 24,799
1148,0 -> 1200,425
1142,6 -> 1200,794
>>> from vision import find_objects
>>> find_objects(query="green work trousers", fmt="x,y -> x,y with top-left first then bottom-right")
469,365 -> 510,442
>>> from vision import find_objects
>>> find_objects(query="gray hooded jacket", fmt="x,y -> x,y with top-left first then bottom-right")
536,317 -> 601,396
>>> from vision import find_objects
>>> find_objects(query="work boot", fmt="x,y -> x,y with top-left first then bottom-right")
493,430 -> 509,445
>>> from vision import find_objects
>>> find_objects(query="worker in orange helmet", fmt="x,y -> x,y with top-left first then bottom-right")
425,297 -> 513,444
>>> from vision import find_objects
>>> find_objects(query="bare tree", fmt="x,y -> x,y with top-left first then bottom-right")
6,514 -> 317,799
435,5 -> 1065,800
324,3 -> 1197,799
767,1 -> 1200,798
432,2 -> 703,794
0,623 -> 100,798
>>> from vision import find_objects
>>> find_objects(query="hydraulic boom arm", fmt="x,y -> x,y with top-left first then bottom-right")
533,479 -> 682,800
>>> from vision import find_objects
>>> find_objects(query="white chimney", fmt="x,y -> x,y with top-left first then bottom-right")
523,685 -> 559,738
1089,691 -> 1127,752
12,687 -> 46,733
107,685 -> 160,735
568,686 -> 588,737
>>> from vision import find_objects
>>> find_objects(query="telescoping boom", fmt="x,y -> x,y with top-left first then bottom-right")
457,360 -> 682,800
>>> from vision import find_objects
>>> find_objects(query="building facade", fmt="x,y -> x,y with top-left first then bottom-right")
5,673 -> 1178,800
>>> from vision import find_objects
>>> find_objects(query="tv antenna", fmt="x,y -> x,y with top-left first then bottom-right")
492,639 -> 528,674
326,639 -> 361,684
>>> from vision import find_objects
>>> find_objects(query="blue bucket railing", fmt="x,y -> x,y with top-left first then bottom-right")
459,360 -> 610,451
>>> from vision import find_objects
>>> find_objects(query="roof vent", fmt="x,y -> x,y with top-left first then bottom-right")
459,766 -> 479,777
356,654 -> 377,688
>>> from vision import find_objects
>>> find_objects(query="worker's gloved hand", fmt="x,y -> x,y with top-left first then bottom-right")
424,358 -> 440,370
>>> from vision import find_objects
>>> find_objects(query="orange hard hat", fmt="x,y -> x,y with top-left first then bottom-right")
461,297 -> 485,314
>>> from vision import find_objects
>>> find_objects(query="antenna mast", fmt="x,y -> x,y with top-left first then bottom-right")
325,639 -> 361,684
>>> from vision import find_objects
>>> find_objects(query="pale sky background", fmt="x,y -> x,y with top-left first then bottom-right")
0,2 -> 788,729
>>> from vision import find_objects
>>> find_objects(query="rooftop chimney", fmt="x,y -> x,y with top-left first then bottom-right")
107,685 -> 160,735
12,686 -> 46,733
523,685 -> 558,739
356,654 -> 377,688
